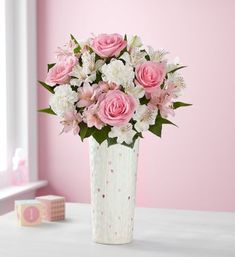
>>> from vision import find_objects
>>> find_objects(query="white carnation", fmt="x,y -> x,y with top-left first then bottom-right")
49,85 -> 78,117
101,60 -> 134,86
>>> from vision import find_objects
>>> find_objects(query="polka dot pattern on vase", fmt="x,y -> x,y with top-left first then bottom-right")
89,137 -> 139,244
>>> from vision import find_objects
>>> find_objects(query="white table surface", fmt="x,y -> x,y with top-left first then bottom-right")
0,203 -> 235,257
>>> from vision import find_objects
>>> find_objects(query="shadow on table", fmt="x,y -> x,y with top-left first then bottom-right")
128,239 -> 162,251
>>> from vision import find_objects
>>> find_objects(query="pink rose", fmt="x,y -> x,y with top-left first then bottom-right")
135,61 -> 166,93
98,90 -> 137,126
91,34 -> 127,58
45,56 -> 77,86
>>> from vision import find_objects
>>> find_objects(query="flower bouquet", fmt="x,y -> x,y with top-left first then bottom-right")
39,33 -> 191,244
39,33 -> 190,147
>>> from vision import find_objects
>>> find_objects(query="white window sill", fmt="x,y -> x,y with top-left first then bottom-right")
0,180 -> 48,202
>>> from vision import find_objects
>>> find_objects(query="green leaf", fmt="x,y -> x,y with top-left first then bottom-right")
124,34 -> 127,41
149,114 -> 176,137
70,33 -> 78,44
94,71 -> 102,84
107,137 -> 118,147
86,127 -> 97,137
38,80 -> 55,94
38,107 -> 56,115
173,102 -> 192,109
145,54 -> 150,61
47,63 -> 56,71
79,122 -> 88,141
71,85 -> 79,91
160,117 -> 177,126
79,123 -> 97,141
168,65 -> 187,74
74,46 -> 81,54
70,34 -> 81,54
92,126 -> 111,145
149,122 -> 162,137
139,96 -> 149,105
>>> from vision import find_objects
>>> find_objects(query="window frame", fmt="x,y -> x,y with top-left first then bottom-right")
1,0 -> 38,187
0,0 -> 7,173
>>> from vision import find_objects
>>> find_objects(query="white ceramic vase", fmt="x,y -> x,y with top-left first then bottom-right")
89,137 -> 139,244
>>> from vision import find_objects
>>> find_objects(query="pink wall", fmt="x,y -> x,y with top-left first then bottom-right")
37,0 -> 235,211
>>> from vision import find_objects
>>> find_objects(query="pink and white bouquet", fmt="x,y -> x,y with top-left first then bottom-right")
39,33 -> 191,147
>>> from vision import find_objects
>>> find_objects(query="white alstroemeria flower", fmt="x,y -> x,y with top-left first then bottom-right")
167,72 -> 185,87
133,105 -> 158,132
49,84 -> 78,117
108,123 -> 136,144
145,46 -> 169,62
70,65 -> 95,87
95,59 -> 105,72
55,39 -> 78,60
78,37 -> 92,49
120,48 -> 146,66
127,35 -> 143,50
167,63 -> 180,73
167,57 -> 182,73
119,52 -> 130,64
101,60 -> 134,86
82,51 -> 104,74
81,51 -> 96,74
124,82 -> 145,99
167,57 -> 186,95
70,51 -> 104,87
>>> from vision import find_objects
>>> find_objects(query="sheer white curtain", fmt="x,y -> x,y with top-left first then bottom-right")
0,0 -> 7,172
0,0 -> 37,188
